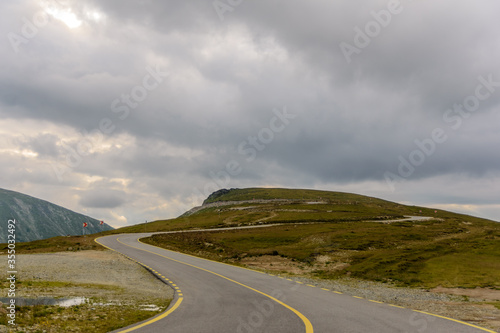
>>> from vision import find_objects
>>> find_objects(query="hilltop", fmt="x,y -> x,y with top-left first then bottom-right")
137,188 -> 500,290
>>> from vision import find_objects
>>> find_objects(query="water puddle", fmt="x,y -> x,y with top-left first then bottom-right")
0,297 -> 88,307
140,304 -> 160,311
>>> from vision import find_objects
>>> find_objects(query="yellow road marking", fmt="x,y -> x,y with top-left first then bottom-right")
321,288 -> 330,291
118,237 -> 314,333
332,291 -> 343,294
413,310 -> 496,333
94,236 -> 184,333
369,300 -> 384,304
353,296 -> 364,299
118,296 -> 183,333
388,304 -> 405,309
307,284 -> 316,288
296,281 -> 304,284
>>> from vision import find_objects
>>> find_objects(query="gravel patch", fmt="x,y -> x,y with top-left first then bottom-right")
0,250 -> 174,333
1,250 -> 174,301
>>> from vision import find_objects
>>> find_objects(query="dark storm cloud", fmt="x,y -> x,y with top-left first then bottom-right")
1,0 -> 499,225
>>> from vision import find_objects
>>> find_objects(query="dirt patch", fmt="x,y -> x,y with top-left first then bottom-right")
431,287 -> 500,301
8,250 -> 172,298
228,206 -> 259,210
315,255 -> 331,263
241,255 -> 306,274
240,255 -> 350,275
255,211 -> 278,223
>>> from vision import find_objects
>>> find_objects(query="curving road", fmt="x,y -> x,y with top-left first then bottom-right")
96,233 -> 494,333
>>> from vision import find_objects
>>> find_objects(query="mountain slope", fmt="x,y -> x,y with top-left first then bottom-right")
0,188 -> 113,242
125,187 -> 500,289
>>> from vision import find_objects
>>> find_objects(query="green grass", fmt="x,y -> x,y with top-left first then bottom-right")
0,234 -> 107,254
419,252 -> 500,288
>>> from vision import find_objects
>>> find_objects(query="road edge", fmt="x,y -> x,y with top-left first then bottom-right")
94,236 -> 183,333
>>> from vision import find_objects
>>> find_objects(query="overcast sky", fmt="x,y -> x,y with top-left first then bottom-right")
1,0 -> 499,228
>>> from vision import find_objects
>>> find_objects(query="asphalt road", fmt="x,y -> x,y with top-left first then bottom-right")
96,233 -> 495,333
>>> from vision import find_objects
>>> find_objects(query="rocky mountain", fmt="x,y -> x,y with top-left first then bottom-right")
0,188 -> 113,243
202,188 -> 234,205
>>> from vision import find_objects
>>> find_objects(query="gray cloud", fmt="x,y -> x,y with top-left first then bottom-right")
79,189 -> 127,209
1,0 -> 499,226
16,133 -> 60,158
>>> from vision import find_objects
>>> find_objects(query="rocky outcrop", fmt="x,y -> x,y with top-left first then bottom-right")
202,188 -> 235,205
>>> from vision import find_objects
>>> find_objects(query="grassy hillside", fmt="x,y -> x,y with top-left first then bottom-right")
118,188 -> 429,233
140,188 -> 500,288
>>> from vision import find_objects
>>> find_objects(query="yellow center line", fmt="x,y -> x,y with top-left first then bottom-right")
115,236 -> 314,333
117,296 -> 183,333
413,310 -> 496,333
369,300 -> 384,304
